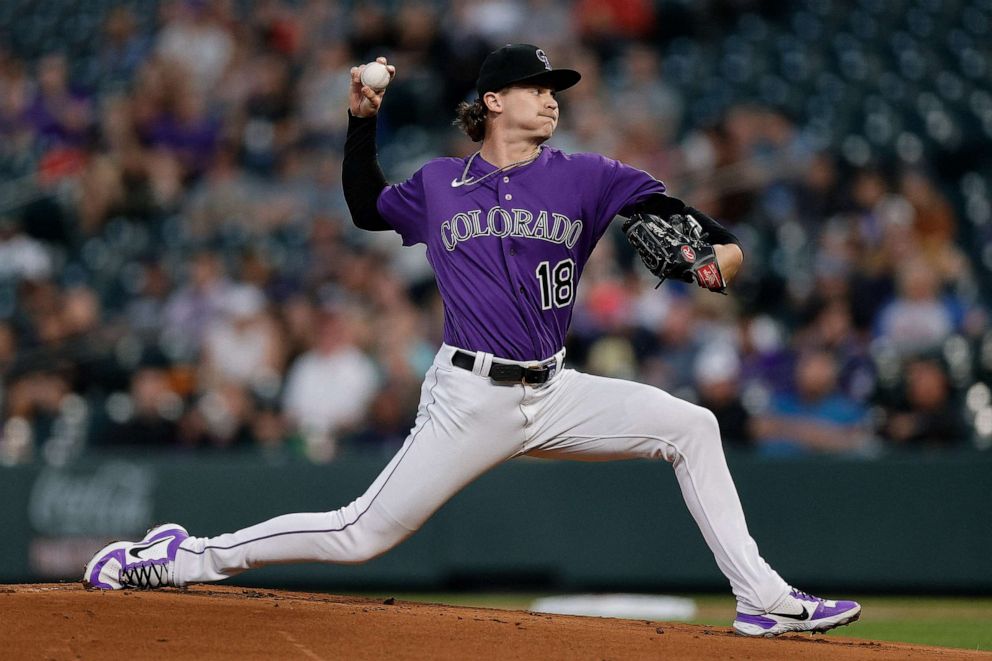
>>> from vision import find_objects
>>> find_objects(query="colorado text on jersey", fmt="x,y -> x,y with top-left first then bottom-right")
440,206 -> 584,252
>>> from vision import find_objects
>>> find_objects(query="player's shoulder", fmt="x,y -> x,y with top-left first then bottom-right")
395,156 -> 464,185
418,156 -> 468,174
544,147 -> 622,171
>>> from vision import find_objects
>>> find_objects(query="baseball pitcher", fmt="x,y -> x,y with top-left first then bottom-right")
83,45 -> 861,638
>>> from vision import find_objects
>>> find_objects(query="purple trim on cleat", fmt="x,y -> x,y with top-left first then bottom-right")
81,523 -> 189,590
147,526 -> 186,545
136,526 -> 188,563
86,547 -> 126,590
733,589 -> 862,637
733,613 -> 776,630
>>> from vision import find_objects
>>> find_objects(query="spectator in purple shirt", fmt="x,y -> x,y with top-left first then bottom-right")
142,89 -> 220,178
22,53 -> 93,149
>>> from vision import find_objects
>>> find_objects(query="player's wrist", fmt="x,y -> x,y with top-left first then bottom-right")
348,109 -> 379,123
349,104 -> 379,119
713,243 -> 743,282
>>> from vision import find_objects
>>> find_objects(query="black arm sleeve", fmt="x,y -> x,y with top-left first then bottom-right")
623,193 -> 742,248
342,112 -> 391,231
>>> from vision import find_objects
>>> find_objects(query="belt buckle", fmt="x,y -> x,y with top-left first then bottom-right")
522,360 -> 556,385
487,356 -> 559,385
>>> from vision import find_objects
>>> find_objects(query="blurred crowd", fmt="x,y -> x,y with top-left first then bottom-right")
0,0 -> 990,465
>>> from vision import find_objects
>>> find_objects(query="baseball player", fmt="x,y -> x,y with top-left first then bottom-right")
84,45 -> 861,638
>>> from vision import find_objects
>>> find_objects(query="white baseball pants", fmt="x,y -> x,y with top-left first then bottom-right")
175,344 -> 789,612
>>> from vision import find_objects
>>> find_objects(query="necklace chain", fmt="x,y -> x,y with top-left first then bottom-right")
450,147 -> 543,188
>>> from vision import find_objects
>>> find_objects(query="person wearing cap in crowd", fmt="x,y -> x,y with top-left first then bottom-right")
694,347 -> 753,449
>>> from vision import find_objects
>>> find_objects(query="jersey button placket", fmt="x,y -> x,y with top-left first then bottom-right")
500,175 -> 511,201
500,179 -> 520,279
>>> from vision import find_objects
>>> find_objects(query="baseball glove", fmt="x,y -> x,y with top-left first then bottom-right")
622,212 -> 727,293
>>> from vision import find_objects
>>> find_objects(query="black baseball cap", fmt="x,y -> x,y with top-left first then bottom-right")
476,44 -> 581,98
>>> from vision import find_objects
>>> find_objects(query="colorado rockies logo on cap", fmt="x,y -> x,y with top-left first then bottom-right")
475,44 -> 580,97
535,49 -> 552,71
681,245 -> 696,261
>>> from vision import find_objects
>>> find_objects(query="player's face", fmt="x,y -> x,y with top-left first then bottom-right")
498,85 -> 559,139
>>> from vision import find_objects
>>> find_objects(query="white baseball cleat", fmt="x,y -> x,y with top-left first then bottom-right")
82,523 -> 189,590
733,589 -> 862,637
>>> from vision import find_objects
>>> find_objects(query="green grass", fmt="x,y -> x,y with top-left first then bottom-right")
834,619 -> 991,652
689,595 -> 992,652
834,597 -> 992,652
352,592 -> 992,652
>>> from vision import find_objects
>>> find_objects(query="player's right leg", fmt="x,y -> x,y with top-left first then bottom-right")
520,369 -> 861,635
83,347 -> 526,589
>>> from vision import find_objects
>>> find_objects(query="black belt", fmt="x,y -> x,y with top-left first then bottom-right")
451,350 -> 557,384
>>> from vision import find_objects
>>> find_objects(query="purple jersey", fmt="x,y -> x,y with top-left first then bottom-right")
377,147 -> 664,361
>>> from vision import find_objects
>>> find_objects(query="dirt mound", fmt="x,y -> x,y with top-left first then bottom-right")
5,584 -> 986,660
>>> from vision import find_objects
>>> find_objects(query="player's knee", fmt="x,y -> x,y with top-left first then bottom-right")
355,518 -> 416,563
685,405 -> 722,449
345,544 -> 387,564
311,508 -> 413,564
701,407 -> 722,437
335,530 -> 403,564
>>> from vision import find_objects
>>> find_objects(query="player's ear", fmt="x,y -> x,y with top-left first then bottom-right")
483,91 -> 502,114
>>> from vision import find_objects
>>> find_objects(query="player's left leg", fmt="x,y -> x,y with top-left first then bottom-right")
84,346 -> 529,590
520,368 -> 860,635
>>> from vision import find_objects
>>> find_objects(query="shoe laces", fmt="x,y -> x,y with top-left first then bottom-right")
791,589 -> 822,602
120,561 -> 171,588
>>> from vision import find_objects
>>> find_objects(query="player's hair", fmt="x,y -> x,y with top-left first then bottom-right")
453,98 -> 488,142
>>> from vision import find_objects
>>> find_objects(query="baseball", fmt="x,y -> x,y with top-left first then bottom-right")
360,61 -> 391,91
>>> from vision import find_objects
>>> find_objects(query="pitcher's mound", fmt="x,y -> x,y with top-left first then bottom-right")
4,584 -> 984,660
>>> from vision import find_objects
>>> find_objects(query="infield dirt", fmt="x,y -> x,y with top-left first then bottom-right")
5,584 -> 989,660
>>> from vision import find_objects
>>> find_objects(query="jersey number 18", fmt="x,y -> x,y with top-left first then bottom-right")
535,258 -> 575,310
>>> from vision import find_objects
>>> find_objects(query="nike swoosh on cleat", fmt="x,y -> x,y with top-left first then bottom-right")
128,537 -> 171,560
769,605 -> 809,620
